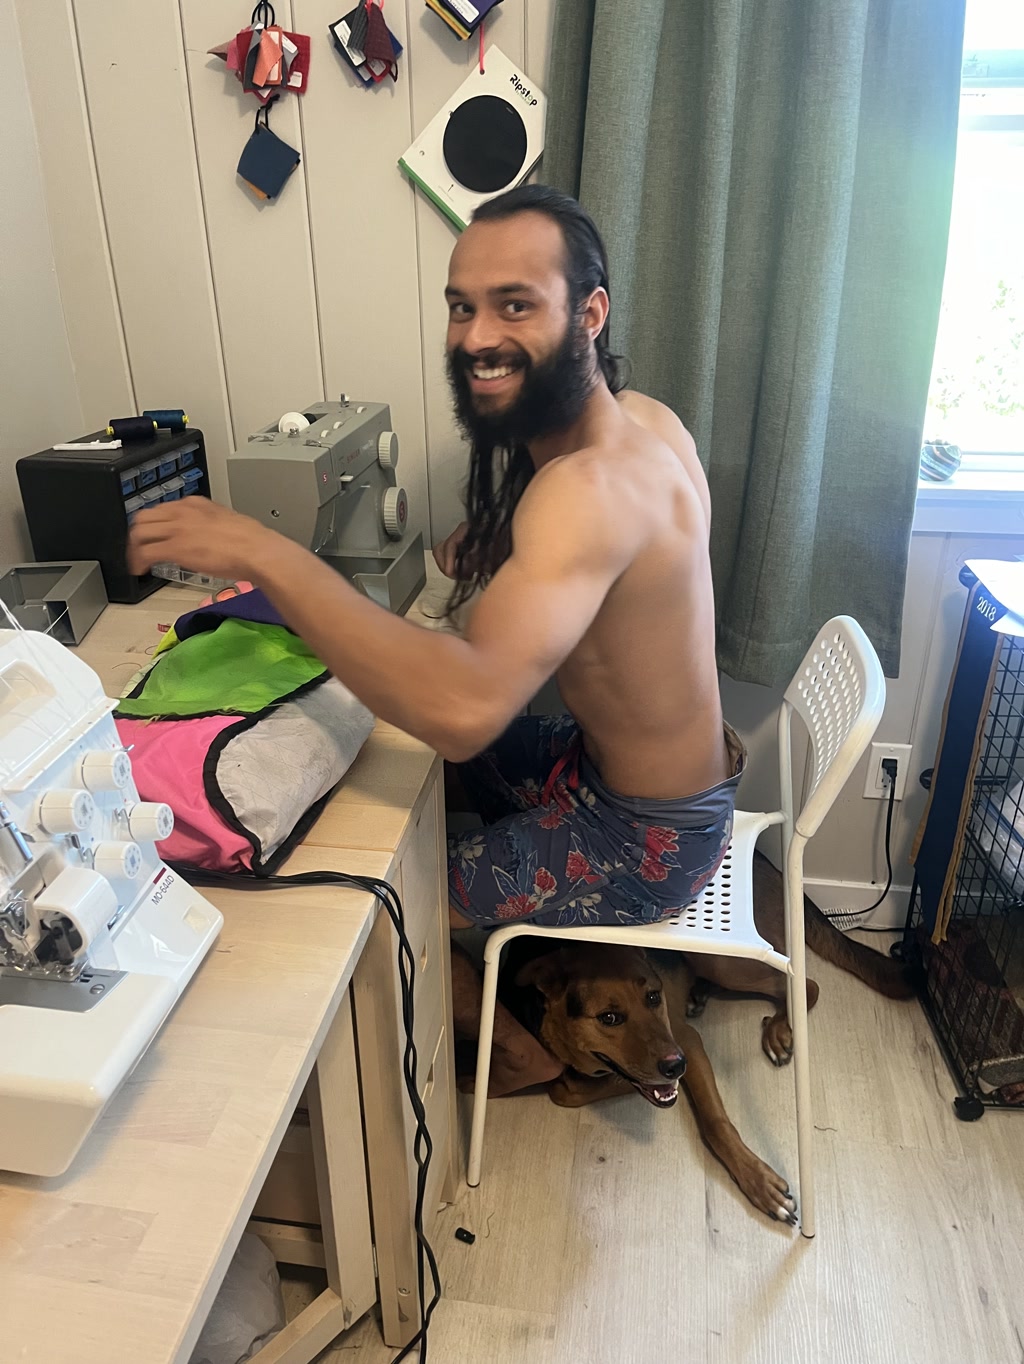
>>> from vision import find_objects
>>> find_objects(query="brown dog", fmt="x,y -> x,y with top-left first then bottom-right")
510,940 -> 799,1223
501,853 -> 913,1222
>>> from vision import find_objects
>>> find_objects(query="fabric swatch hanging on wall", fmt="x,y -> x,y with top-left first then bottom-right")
209,4 -> 311,105
424,0 -> 503,42
237,102 -> 301,201
208,4 -> 309,202
330,2 -> 403,85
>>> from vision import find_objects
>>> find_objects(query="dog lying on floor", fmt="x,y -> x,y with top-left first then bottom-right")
492,853 -> 915,1224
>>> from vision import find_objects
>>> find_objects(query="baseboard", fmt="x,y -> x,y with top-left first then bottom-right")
803,878 -> 912,933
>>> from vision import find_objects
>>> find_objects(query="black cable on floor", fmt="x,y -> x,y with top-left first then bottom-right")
820,762 -> 898,931
174,863 -> 442,1363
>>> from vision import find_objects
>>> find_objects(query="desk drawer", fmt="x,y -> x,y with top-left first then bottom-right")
253,1112 -> 319,1227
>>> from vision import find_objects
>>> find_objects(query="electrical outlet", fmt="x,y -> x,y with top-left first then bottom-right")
863,743 -> 912,800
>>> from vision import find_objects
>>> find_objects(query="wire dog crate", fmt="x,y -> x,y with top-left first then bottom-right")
903,566 -> 1024,1120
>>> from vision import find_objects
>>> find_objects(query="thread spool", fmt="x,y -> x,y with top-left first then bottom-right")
107,416 -> 158,442
278,411 -> 311,435
143,408 -> 190,433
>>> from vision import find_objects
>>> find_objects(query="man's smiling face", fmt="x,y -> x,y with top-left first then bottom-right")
444,211 -> 596,447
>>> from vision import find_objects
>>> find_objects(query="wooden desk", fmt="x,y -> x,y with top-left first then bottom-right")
0,580 -> 458,1363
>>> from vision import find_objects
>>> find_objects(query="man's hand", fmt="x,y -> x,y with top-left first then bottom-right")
127,498 -> 278,581
432,521 -> 470,579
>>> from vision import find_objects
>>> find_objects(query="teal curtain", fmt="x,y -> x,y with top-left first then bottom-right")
544,0 -> 966,685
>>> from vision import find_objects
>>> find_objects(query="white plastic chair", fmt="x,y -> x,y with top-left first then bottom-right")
467,616 -> 886,1238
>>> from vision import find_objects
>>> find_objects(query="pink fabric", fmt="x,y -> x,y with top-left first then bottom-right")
116,716 -> 254,872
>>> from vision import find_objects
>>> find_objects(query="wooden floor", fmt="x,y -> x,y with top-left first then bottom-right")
285,933 -> 1024,1363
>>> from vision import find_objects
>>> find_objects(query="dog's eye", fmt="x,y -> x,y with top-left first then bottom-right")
597,1011 -> 625,1027
645,990 -> 662,1008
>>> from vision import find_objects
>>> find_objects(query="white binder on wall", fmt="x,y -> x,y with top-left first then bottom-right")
399,47 -> 546,231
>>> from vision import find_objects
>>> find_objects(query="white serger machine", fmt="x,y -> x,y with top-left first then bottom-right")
0,625 -> 222,1176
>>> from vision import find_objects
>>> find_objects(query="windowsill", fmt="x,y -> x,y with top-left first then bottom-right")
914,468 -> 1024,536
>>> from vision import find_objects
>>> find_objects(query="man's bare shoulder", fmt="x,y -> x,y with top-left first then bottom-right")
508,447 -> 647,579
515,446 -> 625,529
617,390 -> 710,526
617,389 -> 692,441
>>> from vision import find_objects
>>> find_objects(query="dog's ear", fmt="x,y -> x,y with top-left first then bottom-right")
515,949 -> 569,1000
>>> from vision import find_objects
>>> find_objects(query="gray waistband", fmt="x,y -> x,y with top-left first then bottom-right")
577,724 -> 746,830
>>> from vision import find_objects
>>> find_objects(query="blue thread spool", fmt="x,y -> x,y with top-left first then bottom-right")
107,415 -> 158,441
143,409 -> 190,433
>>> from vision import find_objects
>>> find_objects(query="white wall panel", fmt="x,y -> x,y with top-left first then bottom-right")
291,0 -> 430,538
14,0 -> 133,430
71,0 -> 234,499
526,0 -> 555,85
1,0 -> 84,561
180,0 -> 324,452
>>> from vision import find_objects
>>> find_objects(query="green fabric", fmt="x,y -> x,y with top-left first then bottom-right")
116,618 -> 326,720
544,0 -> 966,685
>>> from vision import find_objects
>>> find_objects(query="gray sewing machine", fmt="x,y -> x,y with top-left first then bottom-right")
227,398 -> 426,616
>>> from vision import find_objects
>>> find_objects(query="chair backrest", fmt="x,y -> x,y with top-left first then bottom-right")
783,616 -> 887,839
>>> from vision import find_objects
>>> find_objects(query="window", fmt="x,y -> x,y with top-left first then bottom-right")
925,3 -> 1024,470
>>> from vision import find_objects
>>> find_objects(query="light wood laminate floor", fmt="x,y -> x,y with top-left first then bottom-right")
285,932 -> 1024,1363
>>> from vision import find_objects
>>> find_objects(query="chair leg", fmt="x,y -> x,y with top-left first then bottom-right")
790,965 -> 815,1238
467,945 -> 503,1188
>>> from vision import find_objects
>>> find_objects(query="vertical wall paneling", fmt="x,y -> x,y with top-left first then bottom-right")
292,0 -> 431,540
71,0 -> 235,500
180,0 -> 325,456
13,0 -> 134,429
525,0 -> 555,87
1,0 -> 84,561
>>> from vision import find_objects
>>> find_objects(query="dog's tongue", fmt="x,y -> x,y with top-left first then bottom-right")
636,1081 -> 679,1109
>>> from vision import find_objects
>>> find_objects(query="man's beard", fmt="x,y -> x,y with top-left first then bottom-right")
446,319 -> 597,450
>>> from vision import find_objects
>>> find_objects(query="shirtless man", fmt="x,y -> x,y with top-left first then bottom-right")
128,185 -> 743,1096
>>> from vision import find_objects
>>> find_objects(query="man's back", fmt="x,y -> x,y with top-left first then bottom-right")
541,391 -> 728,802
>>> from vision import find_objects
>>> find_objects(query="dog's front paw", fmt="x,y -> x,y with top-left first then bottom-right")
761,1014 -> 794,1067
732,1155 -> 799,1227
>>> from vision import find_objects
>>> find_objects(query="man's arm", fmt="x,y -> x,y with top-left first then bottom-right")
128,458 -> 638,760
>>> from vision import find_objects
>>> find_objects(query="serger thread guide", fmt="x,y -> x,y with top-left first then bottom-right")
0,621 -> 222,1176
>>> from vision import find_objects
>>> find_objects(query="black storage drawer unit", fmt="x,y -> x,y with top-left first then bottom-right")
17,428 -> 209,603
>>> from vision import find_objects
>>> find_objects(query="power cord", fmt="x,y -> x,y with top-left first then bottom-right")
174,862 -> 441,1363
821,757 -> 899,932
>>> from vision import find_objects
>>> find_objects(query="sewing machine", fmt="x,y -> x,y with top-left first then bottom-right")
227,398 -> 427,616
0,626 -> 222,1177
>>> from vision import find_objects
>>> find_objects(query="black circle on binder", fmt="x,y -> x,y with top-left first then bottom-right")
443,96 -> 528,194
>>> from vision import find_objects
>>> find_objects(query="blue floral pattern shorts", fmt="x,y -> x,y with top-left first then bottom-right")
448,716 -> 745,929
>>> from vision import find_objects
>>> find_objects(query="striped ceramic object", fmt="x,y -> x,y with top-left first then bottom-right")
920,440 -> 962,482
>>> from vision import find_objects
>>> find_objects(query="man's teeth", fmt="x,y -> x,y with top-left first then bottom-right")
473,364 -> 515,380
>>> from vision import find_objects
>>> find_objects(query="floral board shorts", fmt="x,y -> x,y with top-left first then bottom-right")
448,715 -> 746,930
